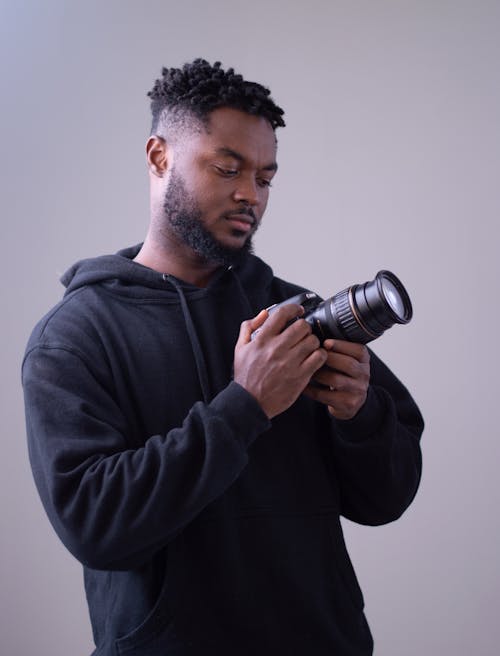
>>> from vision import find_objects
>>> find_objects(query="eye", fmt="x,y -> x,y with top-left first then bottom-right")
258,178 -> 273,188
215,166 -> 238,177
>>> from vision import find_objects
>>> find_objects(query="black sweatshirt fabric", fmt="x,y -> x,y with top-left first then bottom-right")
22,244 -> 424,656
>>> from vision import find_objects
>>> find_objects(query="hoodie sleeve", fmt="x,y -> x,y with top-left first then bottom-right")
22,343 -> 270,571
328,349 -> 424,525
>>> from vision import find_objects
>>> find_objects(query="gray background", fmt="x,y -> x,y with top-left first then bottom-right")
2,1 -> 499,654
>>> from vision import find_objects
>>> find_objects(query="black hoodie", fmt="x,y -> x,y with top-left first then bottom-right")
22,244 -> 423,656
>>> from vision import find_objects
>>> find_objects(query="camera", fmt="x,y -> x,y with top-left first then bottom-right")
261,270 -> 413,345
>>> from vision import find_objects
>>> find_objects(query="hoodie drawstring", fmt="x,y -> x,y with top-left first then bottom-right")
163,267 -> 257,405
163,274 -> 211,404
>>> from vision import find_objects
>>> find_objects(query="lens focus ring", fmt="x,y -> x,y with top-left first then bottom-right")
330,287 -> 372,344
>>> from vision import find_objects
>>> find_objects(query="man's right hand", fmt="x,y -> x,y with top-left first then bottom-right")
233,304 -> 327,419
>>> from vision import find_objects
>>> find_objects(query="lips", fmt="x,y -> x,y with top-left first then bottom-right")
225,213 -> 255,233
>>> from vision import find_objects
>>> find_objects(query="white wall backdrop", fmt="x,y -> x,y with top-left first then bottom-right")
2,1 -> 499,654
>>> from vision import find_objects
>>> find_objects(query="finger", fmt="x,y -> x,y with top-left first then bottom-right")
323,351 -> 370,380
237,310 -> 268,345
277,318 -> 315,349
323,339 -> 370,364
311,368 -> 346,390
259,303 -> 305,337
311,370 -> 367,397
292,332 -> 322,361
303,384 -> 366,419
299,347 -> 328,378
303,382 -> 336,404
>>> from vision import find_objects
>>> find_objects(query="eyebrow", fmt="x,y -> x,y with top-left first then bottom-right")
215,147 -> 278,172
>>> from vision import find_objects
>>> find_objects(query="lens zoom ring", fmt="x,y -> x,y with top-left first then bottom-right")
332,288 -> 371,343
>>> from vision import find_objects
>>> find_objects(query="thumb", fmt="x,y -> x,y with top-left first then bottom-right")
237,309 -> 269,345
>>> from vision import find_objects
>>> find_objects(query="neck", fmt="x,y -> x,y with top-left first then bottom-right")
133,234 -> 221,288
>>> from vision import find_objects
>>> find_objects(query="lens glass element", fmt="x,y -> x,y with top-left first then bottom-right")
380,277 -> 405,319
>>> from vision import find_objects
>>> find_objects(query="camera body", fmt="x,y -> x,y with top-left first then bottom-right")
263,271 -> 413,345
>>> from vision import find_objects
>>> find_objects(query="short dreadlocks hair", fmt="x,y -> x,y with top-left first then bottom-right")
147,58 -> 285,136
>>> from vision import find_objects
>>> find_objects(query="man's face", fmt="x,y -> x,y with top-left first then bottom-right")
160,107 -> 278,266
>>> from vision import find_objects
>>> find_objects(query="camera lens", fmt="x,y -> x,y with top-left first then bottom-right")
308,270 -> 413,344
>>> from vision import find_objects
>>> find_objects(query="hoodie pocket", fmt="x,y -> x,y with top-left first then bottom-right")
114,549 -> 184,655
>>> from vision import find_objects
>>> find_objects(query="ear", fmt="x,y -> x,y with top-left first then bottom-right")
146,135 -> 169,177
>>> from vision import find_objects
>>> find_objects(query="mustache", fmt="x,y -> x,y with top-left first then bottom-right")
224,206 -> 257,222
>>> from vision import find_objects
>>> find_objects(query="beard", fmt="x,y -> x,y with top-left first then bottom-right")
162,169 -> 257,267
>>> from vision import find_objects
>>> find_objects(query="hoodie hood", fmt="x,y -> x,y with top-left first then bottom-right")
62,244 -> 171,294
61,243 -> 275,303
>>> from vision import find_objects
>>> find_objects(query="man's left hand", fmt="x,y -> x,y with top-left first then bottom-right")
303,339 -> 370,420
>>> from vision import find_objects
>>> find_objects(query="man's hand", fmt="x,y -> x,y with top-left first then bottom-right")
233,305 -> 328,419
303,339 -> 370,420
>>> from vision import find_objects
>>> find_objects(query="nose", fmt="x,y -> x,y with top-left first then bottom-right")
232,175 -> 259,207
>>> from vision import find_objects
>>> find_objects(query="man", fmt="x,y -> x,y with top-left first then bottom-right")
22,59 -> 423,655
